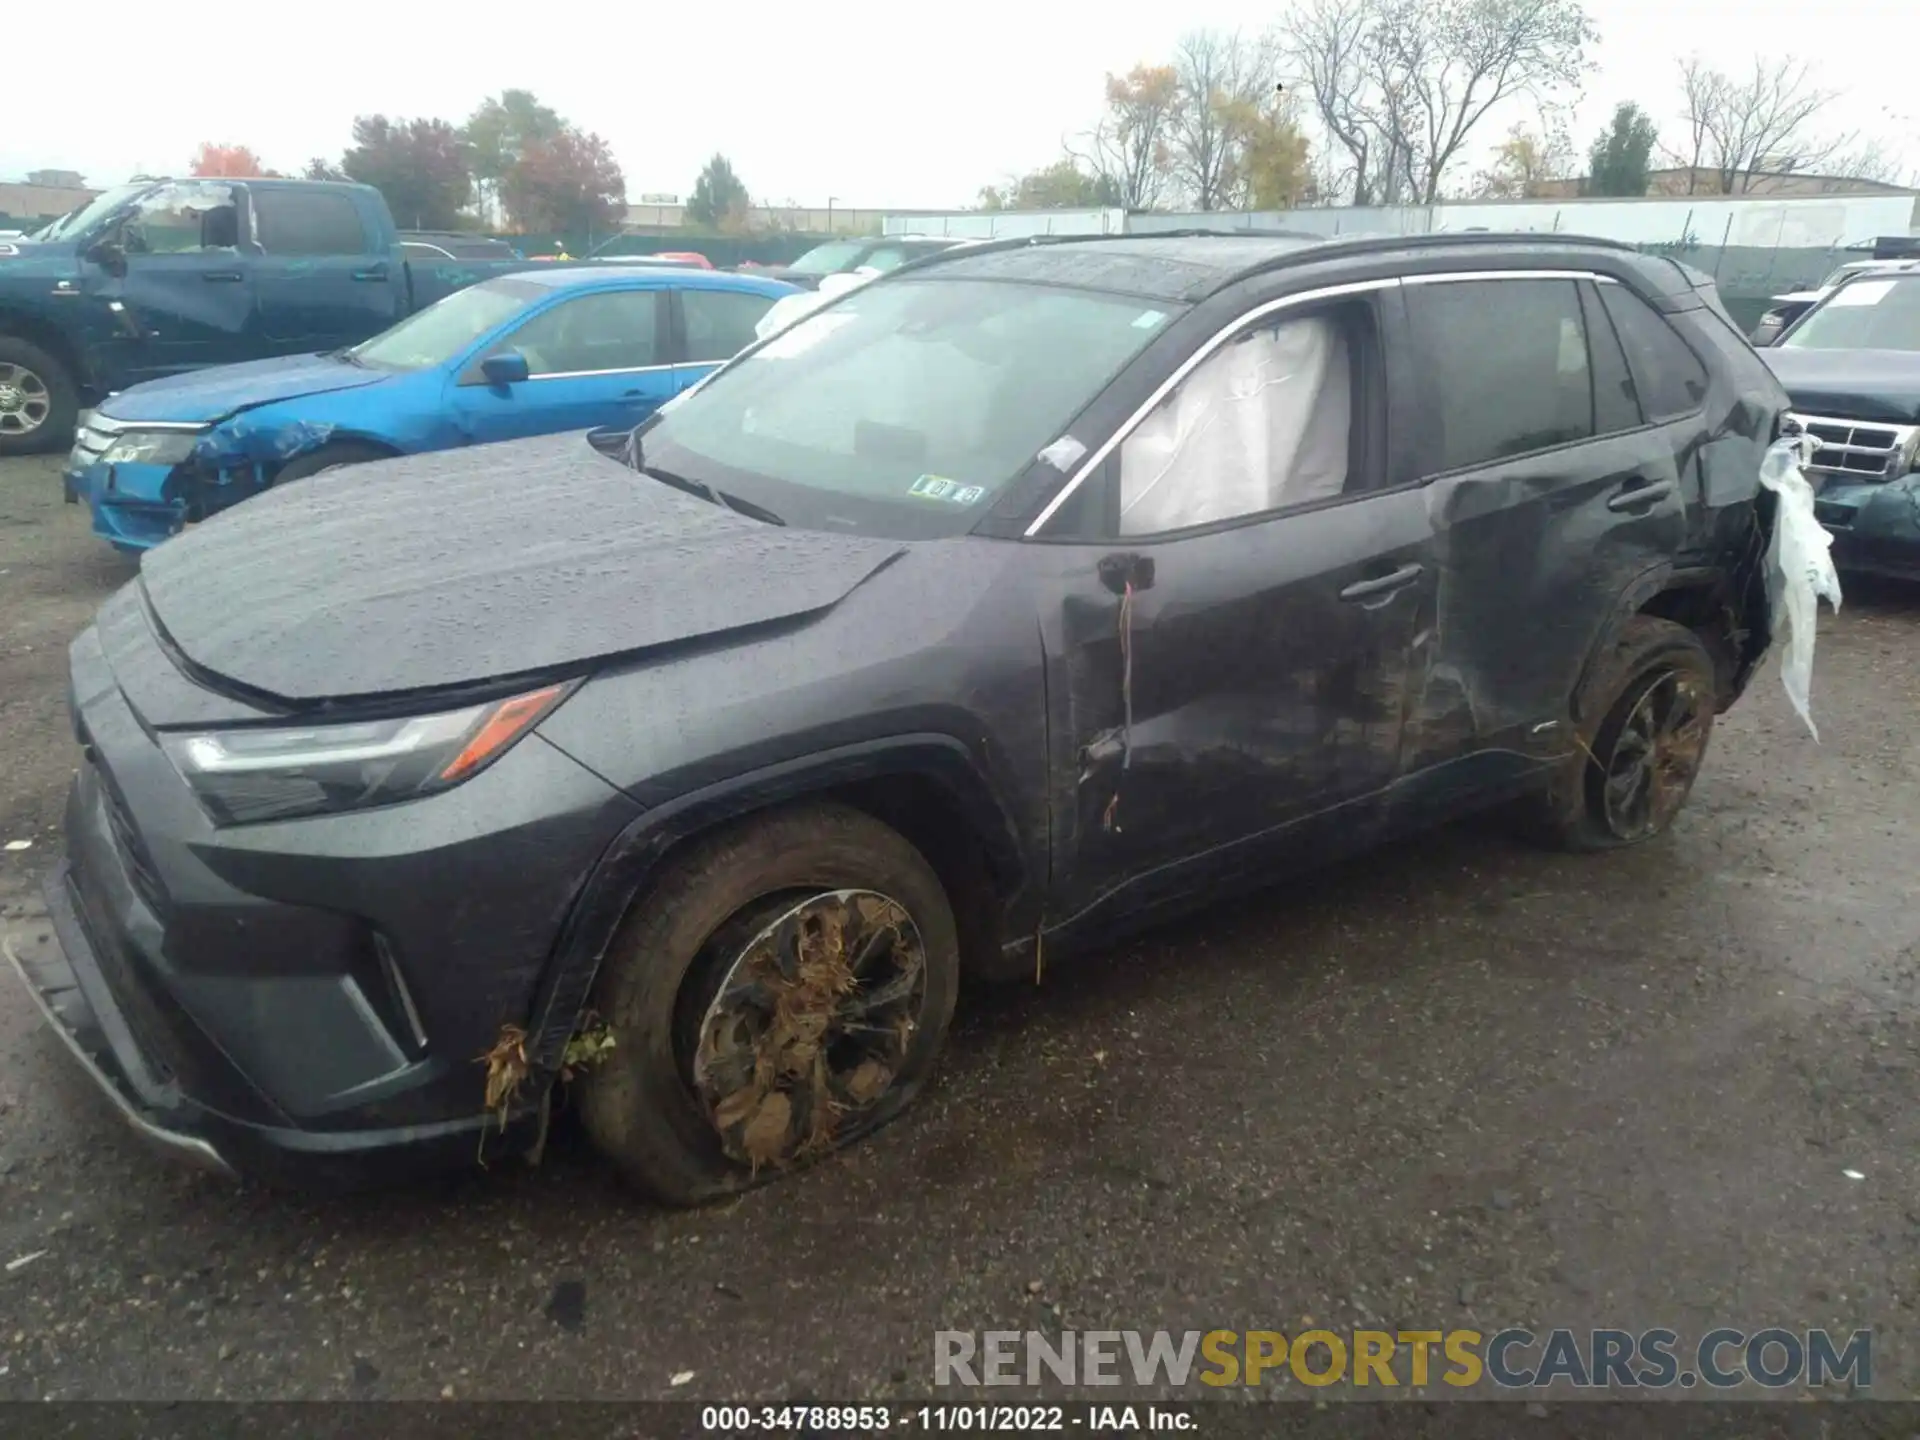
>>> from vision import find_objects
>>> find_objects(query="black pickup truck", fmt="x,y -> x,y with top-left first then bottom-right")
0,178 -> 538,454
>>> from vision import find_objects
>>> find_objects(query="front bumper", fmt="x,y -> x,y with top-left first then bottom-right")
7,882 -> 539,1189
1814,474 -> 1920,581
11,619 -> 642,1190
64,456 -> 186,553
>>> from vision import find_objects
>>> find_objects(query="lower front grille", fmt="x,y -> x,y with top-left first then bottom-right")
66,868 -> 184,1086
1790,411 -> 1918,482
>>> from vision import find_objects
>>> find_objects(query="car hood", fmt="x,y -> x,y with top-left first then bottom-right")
133,431 -> 906,704
1760,347 -> 1920,425
101,352 -> 391,425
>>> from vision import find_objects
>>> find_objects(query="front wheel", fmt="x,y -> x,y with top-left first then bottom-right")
274,441 -> 395,482
1521,616 -> 1718,852
578,802 -> 961,1206
0,337 -> 79,456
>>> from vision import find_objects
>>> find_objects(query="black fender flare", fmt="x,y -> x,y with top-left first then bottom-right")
521,733 -> 1033,1070
1567,560 -> 1739,726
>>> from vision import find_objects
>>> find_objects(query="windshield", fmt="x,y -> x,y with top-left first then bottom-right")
35,183 -> 150,243
1781,276 -> 1920,353
787,240 -> 871,277
636,276 -> 1179,536
350,278 -> 543,370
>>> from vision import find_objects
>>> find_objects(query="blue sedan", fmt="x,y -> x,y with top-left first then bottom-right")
64,266 -> 798,554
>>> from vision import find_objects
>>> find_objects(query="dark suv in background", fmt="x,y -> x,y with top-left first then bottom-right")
10,232 -> 1790,1206
1761,268 -> 1920,579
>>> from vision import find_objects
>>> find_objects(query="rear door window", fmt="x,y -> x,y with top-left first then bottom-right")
509,290 -> 664,374
1405,278 -> 1594,473
250,190 -> 371,256
1597,284 -> 1708,420
679,288 -> 779,363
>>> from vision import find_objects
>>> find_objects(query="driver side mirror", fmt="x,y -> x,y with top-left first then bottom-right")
480,350 -> 530,386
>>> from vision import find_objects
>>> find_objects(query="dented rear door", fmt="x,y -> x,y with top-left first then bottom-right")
1394,271 -> 1688,793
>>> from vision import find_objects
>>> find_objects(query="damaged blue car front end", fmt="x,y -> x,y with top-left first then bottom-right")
63,352 -> 418,555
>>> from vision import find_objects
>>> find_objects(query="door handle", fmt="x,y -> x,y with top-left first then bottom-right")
351,265 -> 389,281
1607,478 -> 1676,512
1338,562 -> 1423,603
201,271 -> 243,282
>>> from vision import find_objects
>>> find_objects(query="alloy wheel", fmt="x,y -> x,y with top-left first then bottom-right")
0,362 -> 50,438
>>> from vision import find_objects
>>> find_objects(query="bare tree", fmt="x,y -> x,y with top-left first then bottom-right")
1283,0 -> 1592,206
1669,56 -> 1848,194
1282,0 -> 1379,204
1823,139 -> 1914,187
1166,28 -> 1282,210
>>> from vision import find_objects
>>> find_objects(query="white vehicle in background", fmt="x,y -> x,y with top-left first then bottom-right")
1751,249 -> 1920,346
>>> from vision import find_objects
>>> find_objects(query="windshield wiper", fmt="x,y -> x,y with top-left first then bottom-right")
642,464 -> 785,526
328,347 -> 368,367
620,429 -> 782,525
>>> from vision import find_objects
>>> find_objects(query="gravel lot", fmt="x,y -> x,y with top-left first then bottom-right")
3,451 -> 1919,1403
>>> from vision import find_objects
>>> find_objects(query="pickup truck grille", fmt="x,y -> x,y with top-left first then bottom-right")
1788,412 -> 1919,483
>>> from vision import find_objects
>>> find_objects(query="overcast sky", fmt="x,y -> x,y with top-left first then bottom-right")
4,0 -> 1915,208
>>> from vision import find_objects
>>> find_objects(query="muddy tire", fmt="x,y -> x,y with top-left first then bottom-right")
578,802 -> 961,1207
0,336 -> 79,457
274,441 -> 394,483
1520,616 -> 1718,852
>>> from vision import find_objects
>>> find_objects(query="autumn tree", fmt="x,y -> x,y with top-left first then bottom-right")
1072,65 -> 1180,210
1220,89 -> 1314,208
977,159 -> 1122,210
1585,102 -> 1657,196
341,116 -> 473,230
1166,29 -> 1283,210
1670,56 -> 1847,194
686,154 -> 751,229
1474,119 -> 1573,198
464,90 -> 563,224
501,128 -> 626,235
1284,0 -> 1594,205
190,143 -> 272,177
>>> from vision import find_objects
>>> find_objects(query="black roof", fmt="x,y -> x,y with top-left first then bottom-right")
901,229 -> 1647,303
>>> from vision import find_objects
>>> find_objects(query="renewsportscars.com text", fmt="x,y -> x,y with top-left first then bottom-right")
934,1327 -> 1871,1391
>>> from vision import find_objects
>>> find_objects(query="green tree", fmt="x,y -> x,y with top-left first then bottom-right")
341,116 -> 473,230
978,159 -> 1120,210
687,154 -> 751,228
464,90 -> 563,223
1586,101 -> 1658,196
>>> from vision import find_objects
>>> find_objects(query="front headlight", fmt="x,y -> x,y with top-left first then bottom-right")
162,682 -> 570,825
98,429 -> 204,467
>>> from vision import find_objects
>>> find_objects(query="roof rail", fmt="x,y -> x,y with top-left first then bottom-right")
874,224 -> 1645,293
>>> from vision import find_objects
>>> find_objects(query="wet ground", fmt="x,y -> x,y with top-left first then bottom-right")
3,451 -> 1919,1403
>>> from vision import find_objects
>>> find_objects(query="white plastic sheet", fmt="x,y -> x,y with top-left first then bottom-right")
1117,315 -> 1349,534
1756,432 -> 1843,740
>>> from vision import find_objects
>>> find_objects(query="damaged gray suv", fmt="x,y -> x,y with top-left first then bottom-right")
12,232 -> 1792,1205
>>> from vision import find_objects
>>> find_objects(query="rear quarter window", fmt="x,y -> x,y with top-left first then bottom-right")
1598,285 -> 1709,421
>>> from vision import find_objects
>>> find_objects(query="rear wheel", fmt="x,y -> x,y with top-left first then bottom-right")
0,337 -> 78,456
1521,616 -> 1718,852
578,802 -> 961,1206
274,441 -> 395,482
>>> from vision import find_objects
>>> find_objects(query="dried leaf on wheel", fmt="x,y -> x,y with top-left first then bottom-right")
740,1091 -> 794,1170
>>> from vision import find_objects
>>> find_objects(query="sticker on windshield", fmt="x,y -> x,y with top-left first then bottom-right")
1830,280 -> 1895,307
910,475 -> 986,505
1133,309 -> 1167,330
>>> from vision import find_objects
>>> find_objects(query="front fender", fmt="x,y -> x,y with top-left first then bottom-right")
519,733 -> 1034,1072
